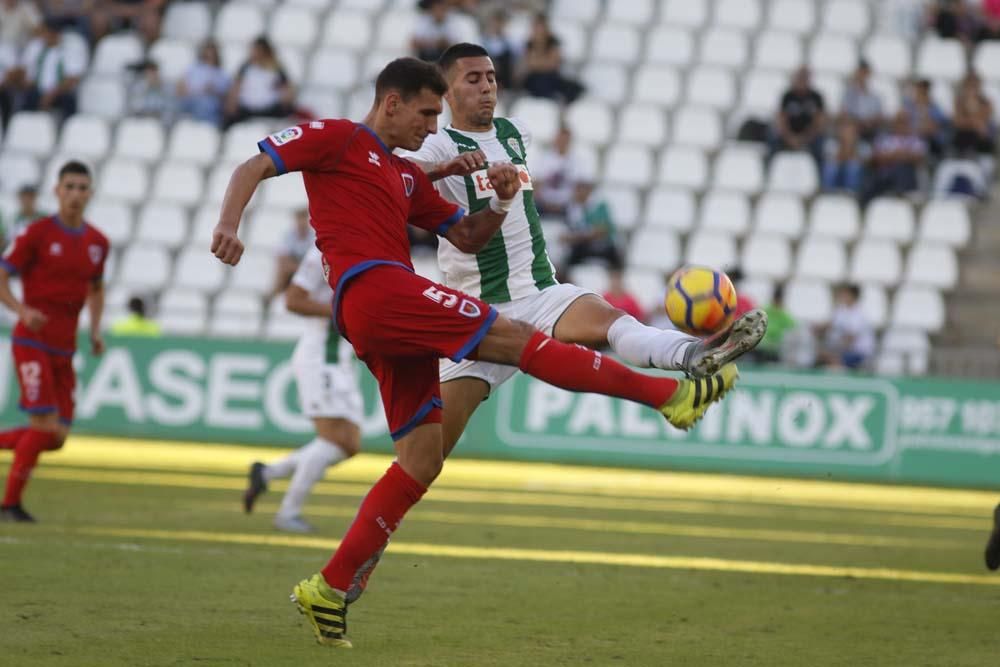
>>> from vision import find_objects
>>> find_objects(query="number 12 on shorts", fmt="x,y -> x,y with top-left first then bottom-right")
422,286 -> 482,318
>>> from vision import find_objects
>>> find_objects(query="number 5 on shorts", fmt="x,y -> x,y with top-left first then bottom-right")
422,286 -> 482,319
19,361 -> 42,402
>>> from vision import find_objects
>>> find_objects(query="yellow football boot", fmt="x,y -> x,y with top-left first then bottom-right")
290,573 -> 352,648
660,363 -> 739,430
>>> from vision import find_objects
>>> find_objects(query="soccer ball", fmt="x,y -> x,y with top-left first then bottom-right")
664,266 -> 738,336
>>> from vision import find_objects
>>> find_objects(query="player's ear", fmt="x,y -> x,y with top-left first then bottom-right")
384,90 -> 401,116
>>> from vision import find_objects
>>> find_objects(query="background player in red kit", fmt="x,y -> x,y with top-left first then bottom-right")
0,161 -> 108,523
211,58 -> 737,648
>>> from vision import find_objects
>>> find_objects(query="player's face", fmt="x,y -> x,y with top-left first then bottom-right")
395,88 -> 444,151
445,56 -> 497,128
55,174 -> 92,215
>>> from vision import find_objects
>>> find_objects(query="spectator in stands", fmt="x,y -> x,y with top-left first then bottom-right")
35,0 -> 89,36
177,39 -> 229,127
770,66 -> 827,167
903,78 -> 948,160
271,209 -> 315,299
533,125 -> 576,216
861,111 -> 927,204
110,296 -> 161,337
927,0 -> 980,46
978,0 -> 1000,40
0,184 -> 43,249
951,72 -> 996,156
822,117 -> 868,193
481,9 -> 517,91
841,60 -> 883,140
757,284 -> 796,364
519,14 -> 583,104
602,270 -> 645,323
412,0 -> 462,62
560,177 -> 622,275
818,283 -> 875,370
0,0 -> 41,50
127,59 -> 175,124
91,0 -> 167,45
224,37 -> 295,129
3,18 -> 85,122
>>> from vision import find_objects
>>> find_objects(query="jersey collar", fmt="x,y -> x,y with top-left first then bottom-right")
53,215 -> 86,236
359,124 -> 391,155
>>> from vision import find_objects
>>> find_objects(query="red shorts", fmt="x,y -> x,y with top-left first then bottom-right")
336,264 -> 497,440
11,340 -> 76,424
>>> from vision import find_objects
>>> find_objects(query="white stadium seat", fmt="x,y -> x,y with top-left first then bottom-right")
739,70 -> 786,118
672,106 -> 721,149
275,46 -> 306,84
152,163 -> 204,206
605,145 -> 654,188
741,235 -> 792,280
754,194 -> 805,237
699,28 -> 749,69
160,311 -> 207,336
78,77 -> 126,118
739,277 -> 775,307
174,245 -> 226,293
626,269 -> 669,316
768,152 -> 818,196
869,76 -> 902,116
265,299 -> 305,341
210,293 -> 264,338
376,11 -> 417,50
864,198 -> 915,243
167,120 -> 221,166
768,0 -> 815,34
342,0 -> 387,11
269,5 -> 319,48
662,0 -> 707,28
698,191 -> 751,236
864,34 -> 912,80
98,159 -> 149,204
658,146 -> 707,190
608,0 -> 654,25
974,42 -> 1000,83
4,112 -> 55,156
149,39 -> 196,82
754,31 -> 804,72
86,200 -> 133,246
92,33 -> 143,75
809,195 -> 861,240
714,0 -> 762,31
224,121 -> 273,161
322,10 -> 373,50
785,279 -> 833,324
118,244 -> 171,292
163,2 -> 212,42
592,24 -> 641,64
618,105 -> 668,147
308,49 -> 360,90
905,245 -> 958,289
685,66 -> 736,110
849,240 -> 902,285
297,88 -> 343,119
713,145 -> 764,195
918,200 -> 971,247
215,4 -> 266,44
261,173 -> 307,209
159,289 -> 208,319
627,229 -> 681,272
114,117 -> 165,162
860,284 -> 888,330
686,231 -> 737,269
580,63 -> 629,105
206,160 -> 246,205
552,0 -> 600,24
882,328 -> 931,354
643,187 -> 696,232
891,286 -> 945,332
551,22 -> 588,64
632,66 -> 682,107
510,98 -> 559,144
568,264 -> 609,294
136,202 -> 189,250
645,26 -> 694,67
57,115 -> 110,160
565,99 -> 614,147
822,0 -> 870,37
0,153 -> 40,193
809,33 -> 857,76
795,238 -> 847,282
229,251 -> 276,295
600,186 -> 641,231
915,37 -> 966,83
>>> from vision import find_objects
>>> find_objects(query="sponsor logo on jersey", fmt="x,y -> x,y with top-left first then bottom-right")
368,151 -> 381,167
49,242 -> 62,256
309,121 -> 325,130
507,138 -> 523,159
471,165 -> 533,199
88,244 -> 103,265
270,126 -> 302,146
401,173 -> 415,197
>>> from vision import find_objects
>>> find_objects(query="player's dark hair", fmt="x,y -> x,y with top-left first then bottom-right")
58,160 -> 92,181
437,43 -> 490,75
375,57 -> 447,102
128,296 -> 146,317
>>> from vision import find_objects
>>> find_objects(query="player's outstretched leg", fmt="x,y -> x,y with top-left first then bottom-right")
275,435 -> 353,533
681,309 -> 769,377
985,503 -> 1000,571
242,462 -> 268,513
1,428 -> 58,522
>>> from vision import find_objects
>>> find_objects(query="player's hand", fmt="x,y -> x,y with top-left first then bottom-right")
90,332 -> 105,356
211,224 -> 244,266
487,162 -> 521,201
440,150 -> 487,178
18,306 -> 47,331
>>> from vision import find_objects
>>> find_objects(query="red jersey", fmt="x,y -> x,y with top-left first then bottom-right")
1,216 -> 109,354
257,120 -> 463,306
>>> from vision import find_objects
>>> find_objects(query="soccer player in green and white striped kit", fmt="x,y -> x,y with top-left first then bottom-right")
403,43 -> 768,459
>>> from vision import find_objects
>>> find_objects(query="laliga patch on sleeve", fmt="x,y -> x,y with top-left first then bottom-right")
270,126 -> 303,146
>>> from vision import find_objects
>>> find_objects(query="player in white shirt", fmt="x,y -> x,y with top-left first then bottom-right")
242,247 -> 363,533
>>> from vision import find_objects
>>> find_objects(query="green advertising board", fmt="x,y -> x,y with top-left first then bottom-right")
1,334 -> 998,488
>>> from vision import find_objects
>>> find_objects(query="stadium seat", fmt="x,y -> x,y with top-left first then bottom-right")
580,63 -> 629,105
643,187 -> 696,232
795,238 -> 847,281
599,186 -> 641,231
808,33 -> 857,76
863,33 -> 912,80
974,42 -> 1000,83
628,229 -> 681,272
767,152 -> 818,196
376,11 -> 417,50
135,202 -> 189,250
297,88 -> 343,119
685,66 -> 736,110
269,5 -> 319,49
849,240 -> 902,285
205,160 -> 246,206
167,120 -> 221,167
915,37 -> 966,82
4,112 -> 55,156
618,104 -> 668,147
275,46 -> 306,84
869,76 -> 902,115
228,251 -> 275,295
881,328 -> 931,354
308,49 -> 360,90
152,163 -> 204,206
114,118 -> 165,162
741,235 -> 792,280
754,194 -> 805,238
592,24 -> 641,64
608,0 -> 654,25
265,305 -> 306,341
738,276 -> 774,307
567,264 -> 609,295
509,97 -> 559,144
220,42 -> 247,77
671,105 -> 721,149
159,288 -> 208,319
662,0 -> 707,27
174,245 -> 226,293
0,153 -> 40,194
812,73 -> 845,113
551,21 -> 588,64
118,244 -> 171,291
698,191 -> 751,236
891,286 -> 945,331
714,0 -> 762,31
92,33 -> 144,75
162,2 -> 212,42
552,0 -> 601,24
738,69 -> 786,119
625,269 -> 669,316
658,146 -> 707,190
917,200 -> 971,247
699,28 -> 749,69
768,0 -> 815,34
57,115 -> 110,160
632,65 -> 682,108
210,292 -> 264,338
86,200 -> 132,246
859,284 -> 888,330
341,0 -> 385,11
686,231 -> 737,268
159,311 -> 207,336
214,4 -> 266,44
784,279 -> 833,324
754,30 -> 804,72
97,159 -> 149,204
712,145 -> 764,195
645,26 -> 695,67
864,198 -> 915,243
809,194 -> 861,240
565,99 -> 613,147
78,77 -> 126,118
905,245 -> 958,289
248,207 -> 298,250
224,121 -> 273,161
149,39 -> 196,82
321,9 -> 373,51
260,172 -> 307,209
822,0 -> 870,37
605,145 -> 654,188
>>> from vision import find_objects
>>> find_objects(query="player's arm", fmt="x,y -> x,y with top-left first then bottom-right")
86,279 -> 105,355
409,149 -> 487,182
442,163 -> 522,253
211,152 -> 278,266
285,284 -> 333,319
0,229 -> 46,330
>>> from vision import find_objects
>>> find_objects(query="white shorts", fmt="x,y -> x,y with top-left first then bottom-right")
439,283 -> 596,392
294,362 -> 363,424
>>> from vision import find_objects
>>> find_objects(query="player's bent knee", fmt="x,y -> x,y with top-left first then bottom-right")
315,419 -> 362,456
478,316 -> 541,366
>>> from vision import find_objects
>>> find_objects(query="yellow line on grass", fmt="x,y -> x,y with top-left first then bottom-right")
81,527 -> 1000,588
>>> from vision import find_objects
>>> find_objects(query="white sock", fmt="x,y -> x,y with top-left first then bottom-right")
606,315 -> 697,370
277,437 -> 349,519
263,448 -> 305,482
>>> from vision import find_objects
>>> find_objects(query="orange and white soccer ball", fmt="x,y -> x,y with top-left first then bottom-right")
664,266 -> 738,336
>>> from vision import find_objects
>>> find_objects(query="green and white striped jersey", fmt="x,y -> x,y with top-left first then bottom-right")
401,117 -> 557,304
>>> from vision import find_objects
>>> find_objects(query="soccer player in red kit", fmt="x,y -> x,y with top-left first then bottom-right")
0,161 -> 108,523
211,58 -> 737,648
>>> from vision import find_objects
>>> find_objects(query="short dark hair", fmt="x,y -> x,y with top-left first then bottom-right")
128,296 -> 146,317
375,57 -> 447,102
438,43 -> 490,75
58,160 -> 91,181
837,283 -> 861,299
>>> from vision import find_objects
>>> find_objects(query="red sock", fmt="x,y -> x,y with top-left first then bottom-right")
518,331 -> 679,408
0,427 -> 28,450
3,429 -> 54,507
321,462 -> 426,592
